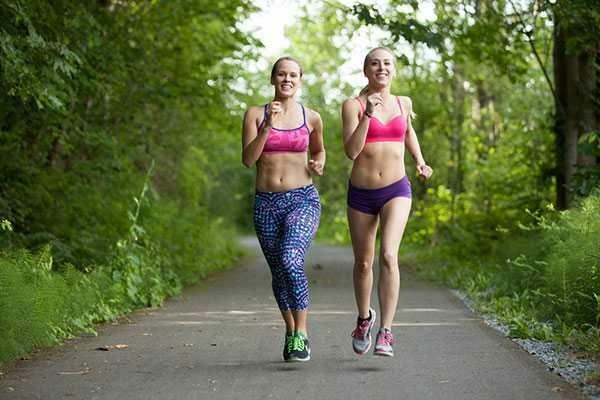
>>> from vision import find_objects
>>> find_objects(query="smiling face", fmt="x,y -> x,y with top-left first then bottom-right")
271,58 -> 302,98
363,48 -> 396,89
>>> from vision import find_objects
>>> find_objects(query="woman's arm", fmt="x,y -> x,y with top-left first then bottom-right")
242,106 -> 270,167
403,97 -> 433,179
341,98 -> 371,160
307,109 -> 326,176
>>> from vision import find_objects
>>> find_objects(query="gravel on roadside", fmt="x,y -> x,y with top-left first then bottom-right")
451,289 -> 600,400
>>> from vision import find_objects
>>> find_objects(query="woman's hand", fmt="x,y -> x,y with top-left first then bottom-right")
365,94 -> 383,116
265,101 -> 282,127
416,164 -> 433,180
308,159 -> 324,176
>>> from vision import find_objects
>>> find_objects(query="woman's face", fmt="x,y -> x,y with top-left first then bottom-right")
271,60 -> 302,97
364,49 -> 395,88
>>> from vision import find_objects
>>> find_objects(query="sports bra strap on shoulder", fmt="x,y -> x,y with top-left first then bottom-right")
300,103 -> 307,126
258,104 -> 269,128
396,96 -> 404,114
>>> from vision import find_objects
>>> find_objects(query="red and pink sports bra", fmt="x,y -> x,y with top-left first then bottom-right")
260,104 -> 310,153
356,96 -> 407,143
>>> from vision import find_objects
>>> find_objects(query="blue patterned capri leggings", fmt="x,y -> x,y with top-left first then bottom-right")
253,184 -> 321,311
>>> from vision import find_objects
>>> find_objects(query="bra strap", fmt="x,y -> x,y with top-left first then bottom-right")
396,96 -> 408,123
301,103 -> 307,126
396,96 -> 404,114
258,104 -> 268,128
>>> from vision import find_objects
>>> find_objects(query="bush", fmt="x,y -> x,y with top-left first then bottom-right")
411,192 -> 600,355
542,193 -> 600,325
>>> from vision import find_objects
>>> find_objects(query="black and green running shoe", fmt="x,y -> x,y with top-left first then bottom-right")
289,332 -> 311,362
283,332 -> 294,362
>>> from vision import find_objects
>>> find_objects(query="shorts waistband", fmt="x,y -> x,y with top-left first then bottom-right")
348,176 -> 409,192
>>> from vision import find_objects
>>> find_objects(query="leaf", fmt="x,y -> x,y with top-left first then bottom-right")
58,367 -> 92,375
95,344 -> 128,351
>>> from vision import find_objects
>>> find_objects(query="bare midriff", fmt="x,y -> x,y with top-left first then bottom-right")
256,152 -> 312,192
350,141 -> 406,189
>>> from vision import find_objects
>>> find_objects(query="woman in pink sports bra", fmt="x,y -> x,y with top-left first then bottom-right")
242,57 -> 325,362
341,47 -> 433,357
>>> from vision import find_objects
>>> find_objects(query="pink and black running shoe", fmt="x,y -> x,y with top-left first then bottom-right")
351,307 -> 376,354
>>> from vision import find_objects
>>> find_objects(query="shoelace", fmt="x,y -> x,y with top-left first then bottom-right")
377,330 -> 393,346
286,334 -> 294,353
351,319 -> 371,339
292,334 -> 306,352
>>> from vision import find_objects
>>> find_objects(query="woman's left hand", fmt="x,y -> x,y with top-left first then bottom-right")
416,164 -> 433,180
308,159 -> 324,176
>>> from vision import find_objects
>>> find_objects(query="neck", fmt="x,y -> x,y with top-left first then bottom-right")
366,86 -> 391,97
272,96 -> 296,110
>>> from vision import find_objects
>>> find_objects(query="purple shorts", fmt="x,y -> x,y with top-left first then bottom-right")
347,176 -> 411,215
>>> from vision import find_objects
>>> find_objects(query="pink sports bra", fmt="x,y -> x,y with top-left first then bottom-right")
356,96 -> 407,143
260,104 -> 310,153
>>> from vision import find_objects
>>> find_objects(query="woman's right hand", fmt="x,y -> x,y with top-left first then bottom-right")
265,101 -> 282,127
365,94 -> 383,116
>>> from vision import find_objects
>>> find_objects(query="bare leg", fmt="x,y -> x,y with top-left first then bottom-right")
378,197 -> 411,329
281,310 -> 294,333
292,310 -> 307,335
347,207 -> 379,319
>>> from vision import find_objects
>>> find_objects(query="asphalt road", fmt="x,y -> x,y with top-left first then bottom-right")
0,238 -> 583,400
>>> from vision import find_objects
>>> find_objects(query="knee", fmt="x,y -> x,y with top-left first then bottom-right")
380,250 -> 398,270
354,259 -> 373,274
281,248 -> 302,270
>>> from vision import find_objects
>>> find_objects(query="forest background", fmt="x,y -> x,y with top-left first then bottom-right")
0,0 -> 598,372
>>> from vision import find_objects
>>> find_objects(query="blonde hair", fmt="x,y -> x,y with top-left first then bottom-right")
359,47 -> 396,96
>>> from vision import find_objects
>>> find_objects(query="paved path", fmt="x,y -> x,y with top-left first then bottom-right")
0,239 -> 583,400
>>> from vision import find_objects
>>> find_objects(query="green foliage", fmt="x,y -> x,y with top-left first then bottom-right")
551,0 -> 600,54
542,193 -> 600,325
0,0 -> 256,263
146,201 -> 243,286
413,193 -> 600,356
2,0 -> 597,368
0,167 -> 242,366
351,3 -> 443,51
0,0 -> 255,366
572,131 -> 600,197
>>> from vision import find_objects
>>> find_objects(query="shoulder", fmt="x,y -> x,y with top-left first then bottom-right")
244,105 -> 265,119
396,95 -> 413,109
342,97 -> 362,112
395,95 -> 416,120
304,106 -> 323,127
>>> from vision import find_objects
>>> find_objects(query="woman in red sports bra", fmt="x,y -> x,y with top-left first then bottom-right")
341,47 -> 433,357
242,57 -> 325,362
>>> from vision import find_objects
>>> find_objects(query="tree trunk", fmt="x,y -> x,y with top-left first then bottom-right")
578,49 -> 598,168
450,63 -> 466,219
553,18 -> 578,209
553,14 -> 599,209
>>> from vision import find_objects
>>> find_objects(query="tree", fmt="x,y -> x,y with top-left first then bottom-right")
551,0 -> 599,208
